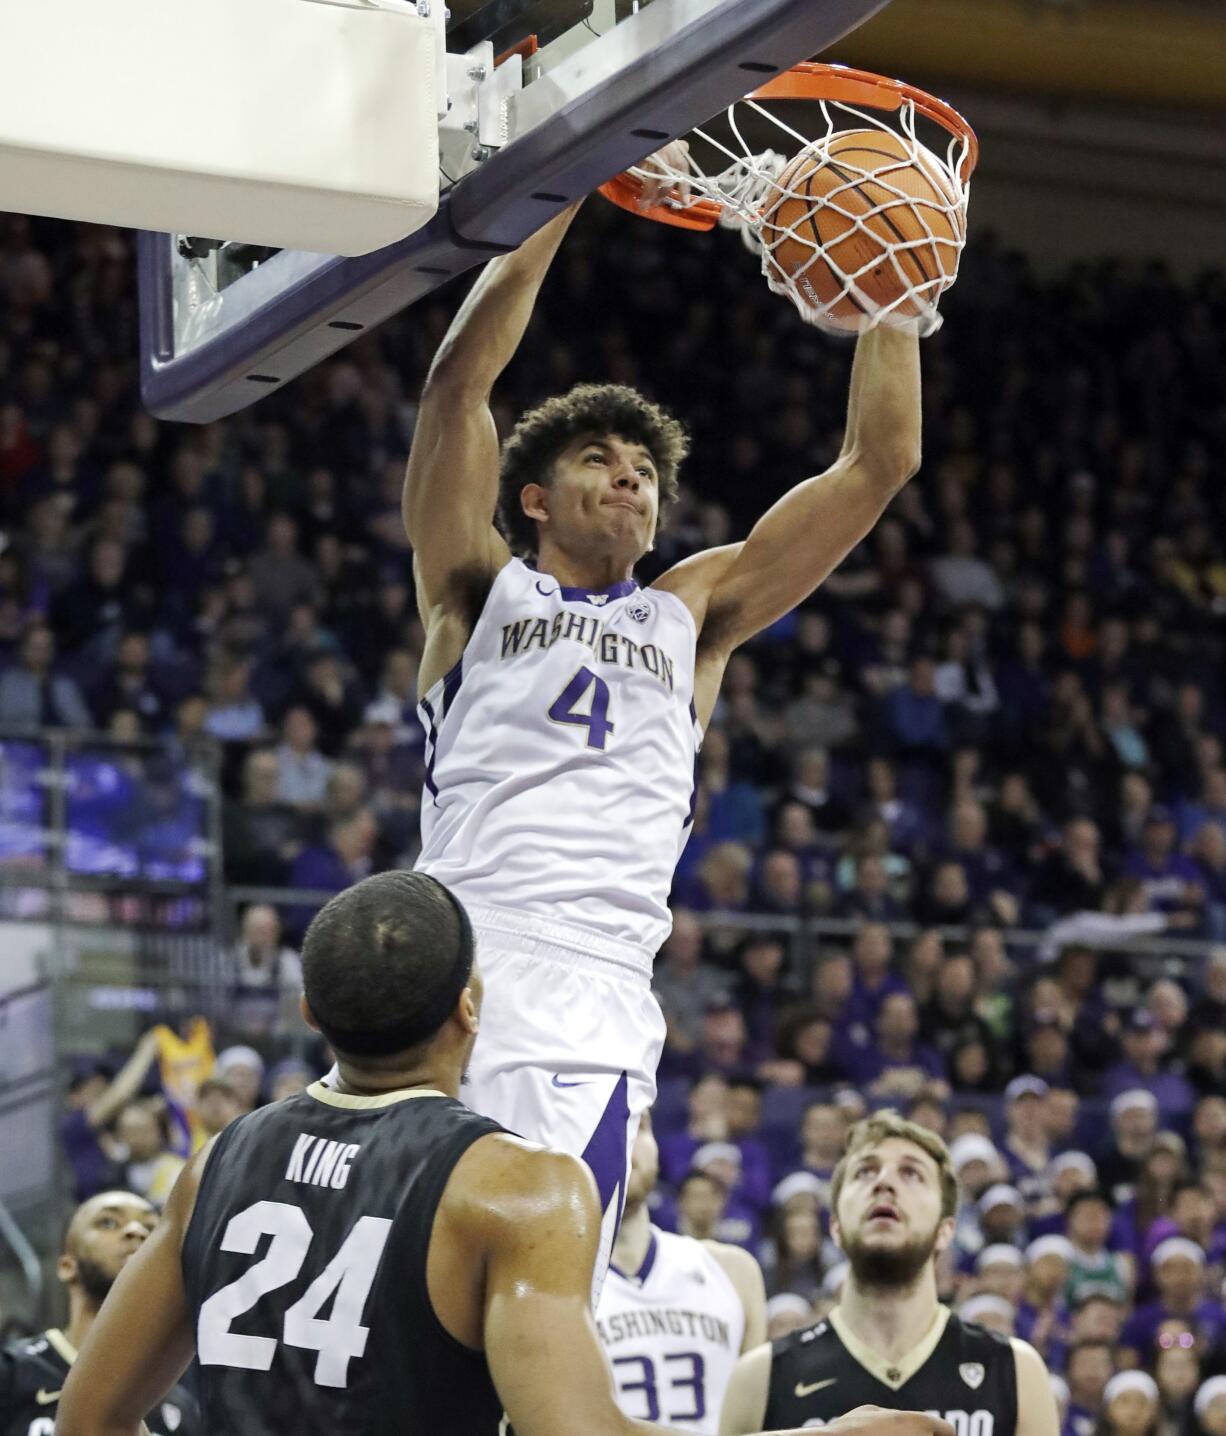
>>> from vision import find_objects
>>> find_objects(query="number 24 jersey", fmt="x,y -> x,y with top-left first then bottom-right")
416,557 -> 701,953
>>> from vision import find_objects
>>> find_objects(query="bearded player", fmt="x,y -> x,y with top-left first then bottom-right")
0,1191 -> 198,1436
720,1113 -> 1059,1436
599,1111 -> 767,1431
404,194 -> 924,1285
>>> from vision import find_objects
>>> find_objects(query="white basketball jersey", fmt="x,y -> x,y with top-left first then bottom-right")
597,1227 -> 746,1435
416,557 -> 700,952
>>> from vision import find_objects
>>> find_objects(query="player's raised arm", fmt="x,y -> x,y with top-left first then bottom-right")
56,1150 -> 208,1436
403,204 -> 582,618
656,324 -> 921,665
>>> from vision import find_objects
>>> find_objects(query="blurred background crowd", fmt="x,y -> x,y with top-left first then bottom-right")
3,196 -> 1226,1436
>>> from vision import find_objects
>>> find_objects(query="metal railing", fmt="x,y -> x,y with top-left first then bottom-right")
0,728 -> 224,933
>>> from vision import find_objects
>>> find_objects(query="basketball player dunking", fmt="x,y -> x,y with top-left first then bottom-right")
720,1113 -> 1060,1436
403,195 -> 923,1285
56,872 -> 952,1436
599,1111 -> 767,1432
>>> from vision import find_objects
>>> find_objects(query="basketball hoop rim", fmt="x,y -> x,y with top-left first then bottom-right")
599,61 -> 980,232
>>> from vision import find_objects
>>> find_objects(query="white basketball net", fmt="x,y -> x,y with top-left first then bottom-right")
621,87 -> 974,338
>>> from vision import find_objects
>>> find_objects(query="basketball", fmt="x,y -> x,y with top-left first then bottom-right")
761,127 -> 965,330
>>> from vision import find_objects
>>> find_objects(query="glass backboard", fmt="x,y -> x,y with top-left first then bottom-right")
138,0 -> 894,423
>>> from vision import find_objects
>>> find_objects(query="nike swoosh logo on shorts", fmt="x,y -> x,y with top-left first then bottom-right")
551,1073 -> 592,1088
35,1390 -> 62,1406
795,1378 -> 838,1398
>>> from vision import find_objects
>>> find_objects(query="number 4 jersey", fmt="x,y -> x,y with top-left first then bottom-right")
416,558 -> 700,955
181,1082 -> 506,1436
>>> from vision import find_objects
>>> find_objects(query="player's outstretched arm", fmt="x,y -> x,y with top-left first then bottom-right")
656,325 -> 920,668
403,204 -> 582,615
56,1148 -> 208,1436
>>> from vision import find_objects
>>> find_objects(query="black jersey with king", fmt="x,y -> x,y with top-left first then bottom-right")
181,1083 -> 506,1436
765,1308 -> 1018,1436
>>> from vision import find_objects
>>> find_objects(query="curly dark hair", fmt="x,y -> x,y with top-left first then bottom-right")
497,383 -> 689,557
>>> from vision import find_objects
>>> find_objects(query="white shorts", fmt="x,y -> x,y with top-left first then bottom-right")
460,903 -> 665,1305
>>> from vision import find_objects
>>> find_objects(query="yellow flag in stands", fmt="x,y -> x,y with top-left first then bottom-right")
153,1017 -> 216,1153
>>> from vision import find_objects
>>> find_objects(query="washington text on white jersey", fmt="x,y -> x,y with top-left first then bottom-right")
597,1228 -> 746,1434
415,557 -> 700,952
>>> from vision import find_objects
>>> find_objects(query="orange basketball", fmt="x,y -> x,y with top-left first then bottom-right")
761,128 -> 964,330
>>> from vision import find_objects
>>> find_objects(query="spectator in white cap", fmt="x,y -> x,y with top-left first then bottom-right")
977,1183 -> 1028,1251
949,1132 -> 1003,1262
764,1292 -> 814,1341
1193,1377 -> 1226,1436
1003,1075 -> 1054,1213
1120,1238 -> 1226,1367
213,1045 -> 265,1115
761,1172 -> 825,1304
957,1291 -> 1015,1336
690,1140 -> 759,1250
1065,1190 -> 1131,1307
1099,1371 -> 1160,1436
976,1243 -> 1026,1304
951,1132 -> 1002,1198
1017,1235 -> 1074,1363
1047,1152 -> 1099,1215
1100,1090 -> 1159,1205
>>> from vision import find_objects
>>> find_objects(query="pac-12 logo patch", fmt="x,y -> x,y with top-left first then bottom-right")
626,597 -> 652,623
960,1363 -> 985,1390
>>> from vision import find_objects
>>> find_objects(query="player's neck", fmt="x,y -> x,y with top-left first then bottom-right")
331,1062 -> 461,1100
535,542 -> 636,592
837,1269 -> 941,1363
63,1293 -> 97,1355
612,1202 -> 653,1275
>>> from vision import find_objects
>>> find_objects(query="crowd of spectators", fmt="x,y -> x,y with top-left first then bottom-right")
3,199 -> 1226,1430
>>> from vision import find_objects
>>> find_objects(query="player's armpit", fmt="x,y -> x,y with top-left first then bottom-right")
1011,1339 -> 1060,1436
56,1151 -> 205,1436
719,1342 -> 771,1435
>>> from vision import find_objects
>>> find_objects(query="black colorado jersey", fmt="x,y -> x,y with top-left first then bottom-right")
0,1328 -> 198,1436
181,1082 -> 505,1436
765,1308 -> 1018,1436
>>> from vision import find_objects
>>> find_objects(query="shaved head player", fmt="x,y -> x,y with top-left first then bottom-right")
402,191 -> 924,1289
0,1191 -> 197,1436
56,872 -> 952,1436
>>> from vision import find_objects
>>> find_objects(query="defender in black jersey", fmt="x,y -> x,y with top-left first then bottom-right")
0,1192 -> 198,1436
58,872 -> 947,1436
722,1112 -> 1060,1436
